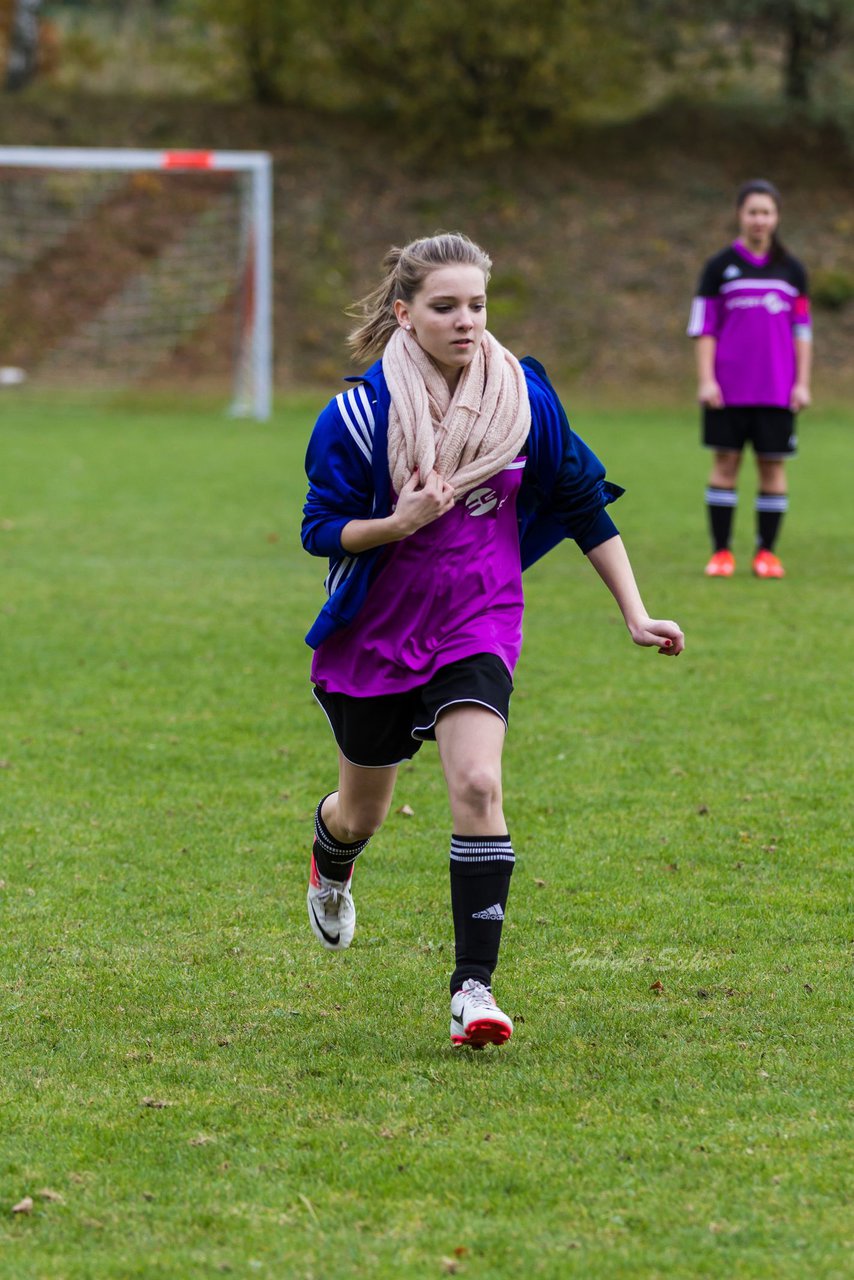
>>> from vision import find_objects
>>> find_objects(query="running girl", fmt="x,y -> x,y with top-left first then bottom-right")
302,232 -> 684,1048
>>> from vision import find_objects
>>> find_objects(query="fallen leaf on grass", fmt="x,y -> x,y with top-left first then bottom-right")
140,1097 -> 172,1109
696,804 -> 709,815
379,1128 -> 395,1140
11,1196 -> 33,1215
189,1134 -> 215,1147
0,760 -> 11,769
37,1189 -> 64,1203
396,804 -> 415,817
803,983 -> 814,993
441,1259 -> 461,1275
534,878 -> 546,888
650,980 -> 664,993
297,1193 -> 318,1223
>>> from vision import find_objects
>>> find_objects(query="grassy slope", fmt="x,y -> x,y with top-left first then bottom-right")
0,394 -> 850,1277
0,94 -> 853,397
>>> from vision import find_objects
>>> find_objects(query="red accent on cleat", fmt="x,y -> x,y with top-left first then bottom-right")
752,549 -> 785,578
705,549 -> 735,577
452,1019 -> 513,1048
467,1019 -> 512,1046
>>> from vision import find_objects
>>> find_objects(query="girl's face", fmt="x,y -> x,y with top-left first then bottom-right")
738,193 -> 779,252
394,264 -> 487,390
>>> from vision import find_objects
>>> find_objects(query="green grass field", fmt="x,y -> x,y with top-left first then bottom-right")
1,393 -> 851,1279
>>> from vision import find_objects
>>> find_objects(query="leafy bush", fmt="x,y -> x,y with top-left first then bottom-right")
811,267 -> 854,309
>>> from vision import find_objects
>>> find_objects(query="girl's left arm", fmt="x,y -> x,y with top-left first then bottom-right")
791,336 -> 812,411
586,535 -> 685,656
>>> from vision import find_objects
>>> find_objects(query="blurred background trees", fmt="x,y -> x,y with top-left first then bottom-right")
2,0 -> 850,145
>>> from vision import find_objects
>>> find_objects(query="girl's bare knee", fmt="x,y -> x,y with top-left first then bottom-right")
335,804 -> 387,843
452,767 -> 502,820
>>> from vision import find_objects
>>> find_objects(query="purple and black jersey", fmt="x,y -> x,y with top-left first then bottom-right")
312,458 -> 527,696
302,359 -> 624,693
687,242 -> 811,407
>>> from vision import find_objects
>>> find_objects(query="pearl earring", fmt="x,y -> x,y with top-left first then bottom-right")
405,323 -> 412,331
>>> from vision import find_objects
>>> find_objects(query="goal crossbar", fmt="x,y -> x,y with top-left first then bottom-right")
0,145 -> 273,419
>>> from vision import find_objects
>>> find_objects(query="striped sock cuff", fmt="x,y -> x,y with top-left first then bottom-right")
450,834 -> 515,878
755,492 -> 788,513
705,486 -> 738,507
314,795 -> 370,866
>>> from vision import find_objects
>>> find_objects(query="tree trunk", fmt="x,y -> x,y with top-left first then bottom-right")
784,7 -> 812,101
5,0 -> 41,91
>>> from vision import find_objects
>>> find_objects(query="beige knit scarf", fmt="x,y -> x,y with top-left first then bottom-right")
382,327 -> 531,500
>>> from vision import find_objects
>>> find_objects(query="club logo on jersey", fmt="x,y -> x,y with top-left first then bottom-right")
465,486 -> 500,516
727,292 -> 790,315
723,264 -> 741,279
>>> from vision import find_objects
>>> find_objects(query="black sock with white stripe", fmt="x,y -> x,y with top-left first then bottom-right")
449,834 -> 515,995
756,491 -> 788,552
705,486 -> 737,551
312,794 -> 370,881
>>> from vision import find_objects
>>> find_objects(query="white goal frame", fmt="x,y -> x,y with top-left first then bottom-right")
0,145 -> 273,419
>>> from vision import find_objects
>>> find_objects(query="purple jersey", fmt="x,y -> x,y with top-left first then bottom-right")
311,457 -> 527,695
687,242 -> 811,408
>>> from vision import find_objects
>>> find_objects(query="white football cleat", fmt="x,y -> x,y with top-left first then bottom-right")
307,853 -> 355,951
450,978 -> 513,1048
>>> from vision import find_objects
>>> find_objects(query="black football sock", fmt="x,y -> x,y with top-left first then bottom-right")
705,486 -> 737,551
756,492 -> 788,552
449,834 -> 515,995
312,794 -> 370,880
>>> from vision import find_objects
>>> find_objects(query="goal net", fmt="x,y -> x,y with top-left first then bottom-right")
0,146 -> 273,419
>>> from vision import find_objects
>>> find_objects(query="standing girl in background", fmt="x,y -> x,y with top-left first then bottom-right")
302,232 -> 684,1048
688,179 -> 812,578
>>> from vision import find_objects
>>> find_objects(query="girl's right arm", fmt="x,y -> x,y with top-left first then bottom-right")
688,254 -> 724,407
340,469 -> 455,552
696,335 -> 723,407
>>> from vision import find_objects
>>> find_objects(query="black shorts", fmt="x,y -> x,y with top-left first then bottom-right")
313,653 -> 513,769
703,406 -> 797,458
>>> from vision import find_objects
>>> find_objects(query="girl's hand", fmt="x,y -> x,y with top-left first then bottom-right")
628,617 -> 685,656
391,468 -> 456,537
790,382 -> 811,411
698,379 -> 723,408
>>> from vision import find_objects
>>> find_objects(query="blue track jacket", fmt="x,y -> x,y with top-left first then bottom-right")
302,357 -> 624,649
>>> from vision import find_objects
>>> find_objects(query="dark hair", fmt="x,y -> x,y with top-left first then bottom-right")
736,178 -> 781,210
736,178 -> 785,261
347,232 -> 492,363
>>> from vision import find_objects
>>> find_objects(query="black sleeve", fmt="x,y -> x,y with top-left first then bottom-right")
789,255 -> 809,296
695,254 -> 723,298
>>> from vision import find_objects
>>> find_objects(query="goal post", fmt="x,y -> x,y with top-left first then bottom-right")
0,145 -> 273,419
